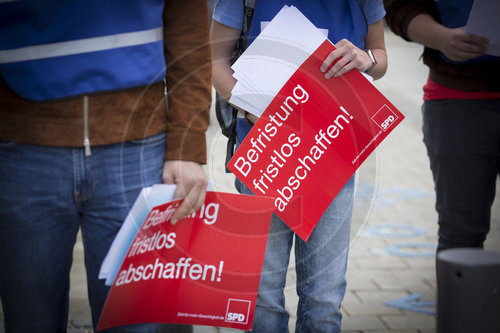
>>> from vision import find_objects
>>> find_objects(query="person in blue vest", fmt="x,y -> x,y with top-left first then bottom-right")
384,0 -> 500,252
211,0 -> 387,331
0,1 -> 211,332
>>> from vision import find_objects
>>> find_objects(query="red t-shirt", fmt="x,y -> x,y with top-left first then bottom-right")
423,78 -> 500,100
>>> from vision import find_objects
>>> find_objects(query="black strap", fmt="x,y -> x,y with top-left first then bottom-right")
224,107 -> 238,173
240,0 -> 257,51
224,0 -> 257,173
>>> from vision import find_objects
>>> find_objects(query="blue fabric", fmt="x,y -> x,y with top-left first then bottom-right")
434,0 -> 499,64
1,42 -> 166,101
236,176 -> 354,332
0,0 -> 165,101
213,0 -> 385,30
236,117 -> 252,144
212,0 -> 244,30
0,0 -> 164,48
435,0 -> 474,29
0,133 -> 166,332
359,0 -> 386,26
247,0 -> 367,48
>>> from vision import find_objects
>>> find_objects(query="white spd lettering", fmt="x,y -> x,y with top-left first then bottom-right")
227,313 -> 245,322
381,115 -> 395,129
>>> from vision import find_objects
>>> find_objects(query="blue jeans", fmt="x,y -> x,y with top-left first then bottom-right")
0,134 -> 166,333
236,176 -> 354,333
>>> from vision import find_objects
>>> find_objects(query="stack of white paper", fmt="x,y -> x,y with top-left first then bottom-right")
229,5 -> 327,117
99,184 -> 177,286
229,5 -> 375,118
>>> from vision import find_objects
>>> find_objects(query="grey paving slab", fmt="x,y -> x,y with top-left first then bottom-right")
342,300 -> 403,316
354,290 -> 411,305
369,330 -> 420,333
382,313 -> 436,331
352,256 -> 410,270
356,270 -> 433,292
341,315 -> 388,331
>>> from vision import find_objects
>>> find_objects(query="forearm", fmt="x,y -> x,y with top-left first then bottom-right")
212,61 -> 237,101
383,0 -> 438,41
407,13 -> 489,62
364,19 -> 387,80
365,48 -> 386,80
407,14 -> 447,51
211,21 -> 241,101
210,20 -> 256,121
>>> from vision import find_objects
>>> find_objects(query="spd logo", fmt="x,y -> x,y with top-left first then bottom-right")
371,105 -> 398,131
225,298 -> 251,325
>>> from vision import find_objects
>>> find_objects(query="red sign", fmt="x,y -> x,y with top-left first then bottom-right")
228,40 -> 404,241
97,192 -> 274,331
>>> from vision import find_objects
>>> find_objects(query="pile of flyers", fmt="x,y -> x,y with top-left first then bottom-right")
229,5 -> 371,118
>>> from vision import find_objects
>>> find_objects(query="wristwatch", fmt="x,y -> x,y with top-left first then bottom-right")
365,49 -> 377,73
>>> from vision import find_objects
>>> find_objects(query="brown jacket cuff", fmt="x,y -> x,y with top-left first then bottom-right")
165,130 -> 207,164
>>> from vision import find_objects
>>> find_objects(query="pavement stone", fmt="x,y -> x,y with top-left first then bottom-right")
1,29 -> 499,333
382,313 -> 436,331
369,330 -> 420,333
341,315 -> 388,332
341,300 -> 403,316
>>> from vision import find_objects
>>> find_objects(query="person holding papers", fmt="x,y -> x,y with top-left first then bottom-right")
211,1 -> 388,332
0,1 -> 211,332
384,0 -> 500,252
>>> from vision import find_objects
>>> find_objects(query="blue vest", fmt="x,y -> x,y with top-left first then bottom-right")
435,0 -> 498,64
0,0 -> 165,101
237,0 -> 367,142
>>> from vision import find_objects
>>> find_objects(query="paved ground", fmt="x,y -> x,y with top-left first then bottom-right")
1,29 -> 499,333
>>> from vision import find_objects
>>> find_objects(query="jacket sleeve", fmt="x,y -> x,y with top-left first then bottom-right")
383,0 -> 440,41
162,0 -> 212,164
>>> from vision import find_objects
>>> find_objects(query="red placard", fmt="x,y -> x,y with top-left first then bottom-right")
228,40 -> 404,241
97,192 -> 274,331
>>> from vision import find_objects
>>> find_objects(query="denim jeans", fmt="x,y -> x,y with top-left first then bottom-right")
422,99 -> 500,251
0,134 -> 166,333
236,175 -> 354,333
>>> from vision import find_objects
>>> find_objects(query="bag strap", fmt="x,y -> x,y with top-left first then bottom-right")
224,0 -> 257,173
224,106 -> 238,172
241,0 -> 257,50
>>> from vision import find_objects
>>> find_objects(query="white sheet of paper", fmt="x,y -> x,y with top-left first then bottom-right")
261,21 -> 329,38
99,184 -> 177,285
230,6 -> 328,117
230,77 -> 273,115
465,0 -> 500,56
229,94 -> 265,116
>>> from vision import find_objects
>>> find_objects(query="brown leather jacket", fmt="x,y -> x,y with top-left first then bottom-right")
383,0 -> 500,92
0,0 -> 212,164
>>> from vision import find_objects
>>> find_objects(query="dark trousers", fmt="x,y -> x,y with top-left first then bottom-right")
158,324 -> 192,333
422,99 -> 500,251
